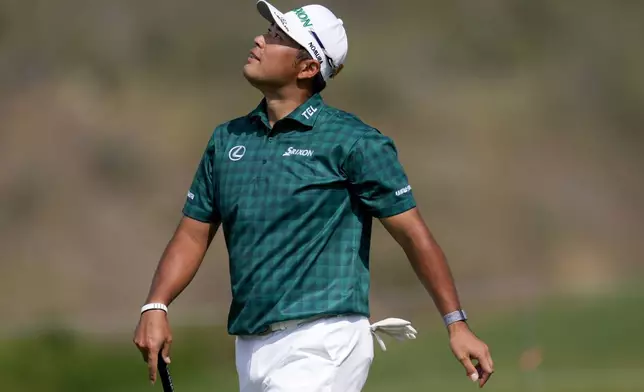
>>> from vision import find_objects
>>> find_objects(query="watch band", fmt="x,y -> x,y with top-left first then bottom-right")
141,303 -> 168,314
443,309 -> 467,327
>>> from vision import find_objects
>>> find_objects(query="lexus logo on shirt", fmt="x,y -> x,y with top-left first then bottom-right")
229,145 -> 246,161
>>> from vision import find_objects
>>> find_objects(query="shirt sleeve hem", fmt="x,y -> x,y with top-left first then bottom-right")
370,198 -> 417,219
182,206 -> 212,223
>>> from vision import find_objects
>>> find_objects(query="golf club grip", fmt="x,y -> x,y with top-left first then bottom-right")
157,351 -> 175,392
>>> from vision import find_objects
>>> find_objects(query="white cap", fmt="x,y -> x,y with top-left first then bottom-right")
256,1 -> 348,82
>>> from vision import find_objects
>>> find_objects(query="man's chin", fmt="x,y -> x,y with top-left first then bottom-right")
243,67 -> 268,89
243,67 -> 259,84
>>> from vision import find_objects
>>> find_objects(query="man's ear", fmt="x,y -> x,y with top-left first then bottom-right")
297,59 -> 321,80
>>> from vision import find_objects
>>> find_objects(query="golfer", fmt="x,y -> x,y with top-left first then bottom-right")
134,1 -> 494,391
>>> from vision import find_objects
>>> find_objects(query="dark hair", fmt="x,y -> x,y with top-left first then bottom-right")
297,48 -> 327,94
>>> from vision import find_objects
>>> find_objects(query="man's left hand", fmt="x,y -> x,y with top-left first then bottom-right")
448,321 -> 494,388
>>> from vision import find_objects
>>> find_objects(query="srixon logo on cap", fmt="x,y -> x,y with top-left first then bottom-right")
293,7 -> 312,27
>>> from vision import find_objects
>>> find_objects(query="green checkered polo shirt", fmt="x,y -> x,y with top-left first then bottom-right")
183,93 -> 416,335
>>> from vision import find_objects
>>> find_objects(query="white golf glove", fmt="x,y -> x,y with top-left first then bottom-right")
369,317 -> 418,351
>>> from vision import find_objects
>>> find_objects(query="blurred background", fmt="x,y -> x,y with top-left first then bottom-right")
1,0 -> 643,391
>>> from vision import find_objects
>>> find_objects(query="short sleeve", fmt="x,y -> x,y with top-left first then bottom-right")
182,133 -> 220,223
343,130 -> 416,218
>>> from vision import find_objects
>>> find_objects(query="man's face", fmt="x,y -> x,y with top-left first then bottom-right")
243,24 -> 308,89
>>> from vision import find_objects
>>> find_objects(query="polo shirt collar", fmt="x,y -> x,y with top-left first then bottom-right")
248,100 -> 270,129
284,93 -> 324,128
249,93 -> 325,130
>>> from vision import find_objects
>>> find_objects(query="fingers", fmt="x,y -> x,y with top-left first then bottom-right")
458,355 -> 478,382
460,352 -> 495,387
148,347 -> 159,384
161,336 -> 173,364
475,346 -> 495,388
134,337 -> 165,384
472,363 -> 485,387
133,337 -> 149,363
133,311 -> 172,384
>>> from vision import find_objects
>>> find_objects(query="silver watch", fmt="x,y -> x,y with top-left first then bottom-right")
443,309 -> 468,327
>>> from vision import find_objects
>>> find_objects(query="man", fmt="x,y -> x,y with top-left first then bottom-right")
134,1 -> 494,391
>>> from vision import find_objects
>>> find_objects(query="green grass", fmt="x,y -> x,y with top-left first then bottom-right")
2,293 -> 643,392
364,292 -> 644,392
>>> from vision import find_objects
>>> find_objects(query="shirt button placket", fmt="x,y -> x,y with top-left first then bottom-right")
267,136 -> 274,165
263,133 -> 274,168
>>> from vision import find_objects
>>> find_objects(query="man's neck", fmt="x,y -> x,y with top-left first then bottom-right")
263,87 -> 312,127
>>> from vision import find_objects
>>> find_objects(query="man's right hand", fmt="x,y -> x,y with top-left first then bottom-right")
132,217 -> 215,384
133,310 -> 173,385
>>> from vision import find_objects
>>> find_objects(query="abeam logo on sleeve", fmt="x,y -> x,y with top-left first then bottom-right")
187,191 -> 195,200
395,185 -> 412,196
282,147 -> 314,157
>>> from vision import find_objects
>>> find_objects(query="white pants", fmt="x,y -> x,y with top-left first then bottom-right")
235,315 -> 374,392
